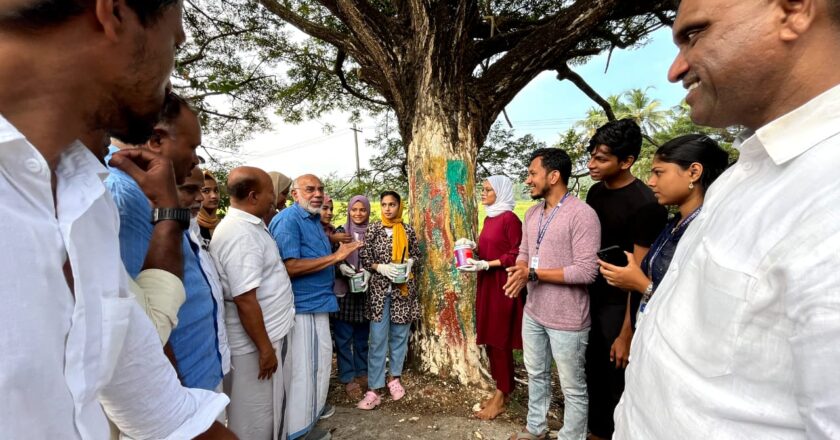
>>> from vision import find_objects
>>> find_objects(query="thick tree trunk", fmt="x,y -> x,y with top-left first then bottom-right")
406,92 -> 491,386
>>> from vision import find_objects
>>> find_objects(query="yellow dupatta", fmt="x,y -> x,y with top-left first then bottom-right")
382,202 -> 410,296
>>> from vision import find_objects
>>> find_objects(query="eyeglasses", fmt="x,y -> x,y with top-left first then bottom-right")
295,186 -> 325,195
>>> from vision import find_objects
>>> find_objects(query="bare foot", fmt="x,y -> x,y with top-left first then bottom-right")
475,391 -> 506,420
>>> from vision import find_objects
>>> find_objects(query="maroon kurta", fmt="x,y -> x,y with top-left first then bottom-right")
475,210 -> 524,350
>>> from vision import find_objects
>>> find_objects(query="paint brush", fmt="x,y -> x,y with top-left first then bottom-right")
400,247 -> 406,264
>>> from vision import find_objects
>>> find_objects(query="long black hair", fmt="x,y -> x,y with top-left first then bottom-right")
655,134 -> 730,193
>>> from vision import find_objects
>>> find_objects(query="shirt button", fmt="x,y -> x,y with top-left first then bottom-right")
24,158 -> 44,174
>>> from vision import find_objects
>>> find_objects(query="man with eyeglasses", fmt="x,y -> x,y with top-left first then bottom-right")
269,174 -> 362,440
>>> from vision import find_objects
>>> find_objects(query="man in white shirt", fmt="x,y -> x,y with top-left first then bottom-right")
615,1 -> 840,439
210,166 -> 297,440
0,1 -> 233,438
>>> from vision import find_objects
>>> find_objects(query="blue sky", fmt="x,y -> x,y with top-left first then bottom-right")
233,27 -> 686,179
502,27 -> 684,144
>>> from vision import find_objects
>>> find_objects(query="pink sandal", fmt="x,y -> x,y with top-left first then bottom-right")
388,378 -> 406,401
356,391 -> 381,410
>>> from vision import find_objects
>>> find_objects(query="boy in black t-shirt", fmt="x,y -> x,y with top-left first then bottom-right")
585,119 -> 667,439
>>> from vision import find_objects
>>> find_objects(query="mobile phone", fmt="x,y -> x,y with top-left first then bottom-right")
597,245 -> 628,267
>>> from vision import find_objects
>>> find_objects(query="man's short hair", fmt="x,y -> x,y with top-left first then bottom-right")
0,0 -> 178,30
587,119 -> 643,163
228,176 -> 260,201
529,148 -> 573,186
157,92 -> 196,130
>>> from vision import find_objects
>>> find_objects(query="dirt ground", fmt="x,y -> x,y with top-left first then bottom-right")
310,361 -> 567,440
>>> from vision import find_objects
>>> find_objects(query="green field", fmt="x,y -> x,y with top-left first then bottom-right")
330,200 -> 536,232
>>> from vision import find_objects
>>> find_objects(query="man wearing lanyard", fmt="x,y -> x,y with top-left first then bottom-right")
505,148 -> 601,440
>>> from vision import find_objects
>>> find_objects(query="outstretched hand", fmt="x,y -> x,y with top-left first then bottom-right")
334,240 -> 364,261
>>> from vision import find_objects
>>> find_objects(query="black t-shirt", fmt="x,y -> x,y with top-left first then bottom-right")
586,179 -> 668,306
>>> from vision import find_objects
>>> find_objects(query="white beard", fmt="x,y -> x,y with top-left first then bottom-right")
298,199 -> 321,215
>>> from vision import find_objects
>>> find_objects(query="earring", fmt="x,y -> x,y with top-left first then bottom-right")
689,182 -> 695,190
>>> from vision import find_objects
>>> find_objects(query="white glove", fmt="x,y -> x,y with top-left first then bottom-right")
455,238 -> 477,249
376,263 -> 399,281
405,258 -> 415,275
458,258 -> 489,272
339,263 -> 356,277
360,270 -> 372,289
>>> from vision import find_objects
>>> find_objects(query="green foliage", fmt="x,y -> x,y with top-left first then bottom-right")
566,88 -> 741,188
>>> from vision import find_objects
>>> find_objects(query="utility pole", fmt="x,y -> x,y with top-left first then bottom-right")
351,123 -> 362,184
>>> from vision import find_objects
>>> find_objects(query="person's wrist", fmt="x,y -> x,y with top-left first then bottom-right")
149,189 -> 180,209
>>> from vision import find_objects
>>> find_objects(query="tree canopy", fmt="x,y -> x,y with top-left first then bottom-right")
176,0 -> 677,152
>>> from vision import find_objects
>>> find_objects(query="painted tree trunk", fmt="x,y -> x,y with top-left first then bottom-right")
406,110 -> 489,387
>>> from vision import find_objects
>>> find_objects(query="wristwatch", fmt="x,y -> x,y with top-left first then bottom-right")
642,281 -> 654,301
528,268 -> 538,282
151,207 -> 191,230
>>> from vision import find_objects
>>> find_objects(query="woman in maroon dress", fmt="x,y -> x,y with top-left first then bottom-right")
458,175 -> 524,419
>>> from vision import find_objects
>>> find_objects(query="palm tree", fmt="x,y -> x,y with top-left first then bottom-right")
622,87 -> 668,136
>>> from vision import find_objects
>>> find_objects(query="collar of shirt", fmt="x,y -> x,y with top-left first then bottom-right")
740,83 -> 840,165
226,206 -> 264,225
292,202 -> 320,220
1,115 -> 109,221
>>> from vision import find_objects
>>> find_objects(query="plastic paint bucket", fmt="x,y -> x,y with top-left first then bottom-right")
349,272 -> 366,293
392,263 -> 409,284
454,244 -> 474,268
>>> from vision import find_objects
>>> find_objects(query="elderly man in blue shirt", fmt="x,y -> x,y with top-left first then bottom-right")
269,174 -> 362,440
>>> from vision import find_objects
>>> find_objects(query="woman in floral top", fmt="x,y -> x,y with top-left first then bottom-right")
356,191 -> 421,410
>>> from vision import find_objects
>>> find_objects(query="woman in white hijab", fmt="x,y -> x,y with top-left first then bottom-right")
457,175 -> 524,419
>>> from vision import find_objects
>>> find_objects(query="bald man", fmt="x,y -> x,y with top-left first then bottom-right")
210,166 -> 296,440
268,173 -> 362,440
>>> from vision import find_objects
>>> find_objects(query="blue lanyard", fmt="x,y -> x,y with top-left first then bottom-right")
645,206 -> 702,276
536,192 -> 570,252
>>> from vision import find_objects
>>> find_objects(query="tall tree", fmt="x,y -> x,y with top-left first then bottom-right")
181,0 -> 676,385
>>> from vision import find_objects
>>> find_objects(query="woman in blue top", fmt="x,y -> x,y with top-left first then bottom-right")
599,134 -> 730,326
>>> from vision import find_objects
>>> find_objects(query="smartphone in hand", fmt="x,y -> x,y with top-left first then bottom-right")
597,245 -> 628,267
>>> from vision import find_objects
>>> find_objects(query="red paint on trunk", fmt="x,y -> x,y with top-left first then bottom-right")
438,290 -> 463,346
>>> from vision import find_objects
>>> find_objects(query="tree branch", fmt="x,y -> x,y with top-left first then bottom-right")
179,27 -> 263,67
476,0 -> 620,120
189,75 -> 272,100
556,63 -> 616,121
333,50 -> 389,106
257,0 -> 355,53
196,106 -> 247,121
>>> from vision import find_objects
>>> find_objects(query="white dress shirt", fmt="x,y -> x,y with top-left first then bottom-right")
0,115 -> 228,439
615,85 -> 840,439
210,207 -> 296,356
189,219 -> 231,375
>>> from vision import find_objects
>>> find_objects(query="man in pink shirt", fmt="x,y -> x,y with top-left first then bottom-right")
505,148 -> 601,440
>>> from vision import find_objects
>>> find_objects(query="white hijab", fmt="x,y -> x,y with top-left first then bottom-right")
484,175 -> 516,218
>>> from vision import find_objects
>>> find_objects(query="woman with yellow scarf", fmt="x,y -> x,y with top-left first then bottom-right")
197,170 -> 222,241
357,191 -> 420,410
